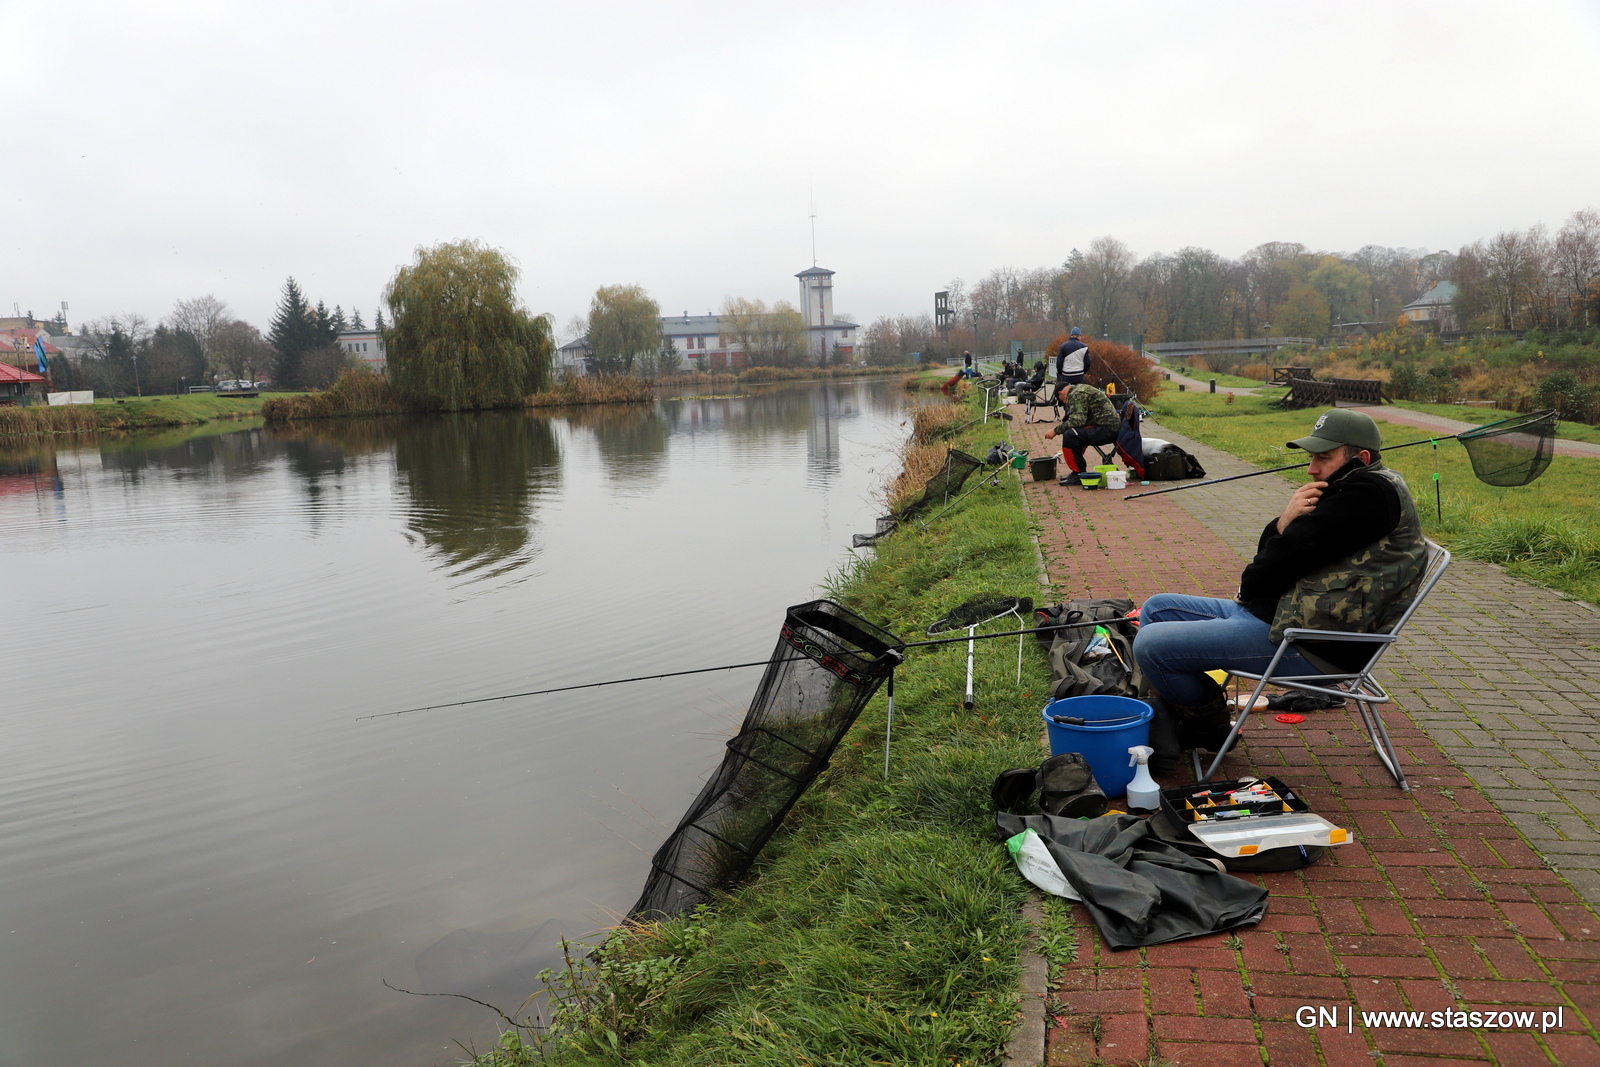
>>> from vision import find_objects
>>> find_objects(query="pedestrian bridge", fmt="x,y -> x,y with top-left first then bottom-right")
1144,337 -> 1316,361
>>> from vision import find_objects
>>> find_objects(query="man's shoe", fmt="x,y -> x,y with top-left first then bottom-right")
1059,472 -> 1081,486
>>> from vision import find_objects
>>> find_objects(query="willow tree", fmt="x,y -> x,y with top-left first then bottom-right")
586,284 -> 662,375
384,240 -> 552,410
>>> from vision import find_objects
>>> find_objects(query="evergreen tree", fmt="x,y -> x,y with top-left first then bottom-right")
350,307 -> 365,330
374,308 -> 386,332
268,278 -> 319,386
384,239 -> 552,410
331,304 -> 349,334
312,300 -> 338,345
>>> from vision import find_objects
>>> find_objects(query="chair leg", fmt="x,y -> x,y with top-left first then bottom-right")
1203,675 -> 1270,781
1353,697 -> 1410,791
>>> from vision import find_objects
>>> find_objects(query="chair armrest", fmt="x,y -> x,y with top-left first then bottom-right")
1281,628 -> 1396,644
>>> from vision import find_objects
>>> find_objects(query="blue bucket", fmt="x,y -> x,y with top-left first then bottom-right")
1041,695 -> 1153,797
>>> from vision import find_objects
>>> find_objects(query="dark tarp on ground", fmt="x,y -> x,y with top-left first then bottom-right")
996,812 -> 1269,950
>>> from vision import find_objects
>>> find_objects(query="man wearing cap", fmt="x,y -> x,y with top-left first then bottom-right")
1131,408 -> 1426,763
1042,383 -> 1121,485
1055,327 -> 1090,385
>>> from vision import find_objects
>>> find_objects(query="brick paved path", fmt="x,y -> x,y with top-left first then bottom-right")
1009,412 -> 1600,1067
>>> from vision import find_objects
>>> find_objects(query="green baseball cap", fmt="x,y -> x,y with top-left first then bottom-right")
1287,408 -> 1383,452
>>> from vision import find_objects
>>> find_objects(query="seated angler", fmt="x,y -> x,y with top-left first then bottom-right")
1042,382 -> 1121,485
1011,360 -> 1047,398
1130,409 -> 1426,762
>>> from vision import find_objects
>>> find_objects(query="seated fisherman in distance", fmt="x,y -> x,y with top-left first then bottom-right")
1042,383 -> 1121,485
1130,409 -> 1426,760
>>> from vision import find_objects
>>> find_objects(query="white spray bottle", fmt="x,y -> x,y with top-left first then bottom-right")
1126,746 -> 1160,812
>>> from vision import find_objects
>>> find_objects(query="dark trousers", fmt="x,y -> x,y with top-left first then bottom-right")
1058,426 -> 1118,471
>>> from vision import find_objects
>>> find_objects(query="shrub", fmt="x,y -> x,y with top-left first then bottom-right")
1389,361 -> 1422,401
1533,370 -> 1594,422
1423,363 -> 1458,404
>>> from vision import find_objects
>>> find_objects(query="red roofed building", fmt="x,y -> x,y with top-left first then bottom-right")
0,328 -> 60,374
0,360 -> 47,404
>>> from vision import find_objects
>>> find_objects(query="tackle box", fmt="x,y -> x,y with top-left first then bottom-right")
1160,776 -> 1351,858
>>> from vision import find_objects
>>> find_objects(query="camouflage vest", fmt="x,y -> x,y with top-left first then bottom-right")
1269,464 -> 1427,644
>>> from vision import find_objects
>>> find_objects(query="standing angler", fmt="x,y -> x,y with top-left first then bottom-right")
1055,327 -> 1091,386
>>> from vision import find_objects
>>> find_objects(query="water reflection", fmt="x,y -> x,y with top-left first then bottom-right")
394,412 -> 561,581
555,402 -> 669,484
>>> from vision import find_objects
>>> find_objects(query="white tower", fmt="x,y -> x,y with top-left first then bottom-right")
796,266 -> 835,359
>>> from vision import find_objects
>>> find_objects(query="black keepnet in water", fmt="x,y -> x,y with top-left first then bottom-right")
852,449 -> 984,547
631,600 -> 905,920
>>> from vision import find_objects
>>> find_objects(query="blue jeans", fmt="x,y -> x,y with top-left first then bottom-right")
1132,593 -> 1316,707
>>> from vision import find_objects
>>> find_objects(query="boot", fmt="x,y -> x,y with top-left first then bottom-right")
1172,682 -> 1236,754
1038,752 -> 1107,818
1144,692 -> 1184,775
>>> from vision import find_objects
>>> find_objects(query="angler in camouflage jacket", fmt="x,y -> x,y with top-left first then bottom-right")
1043,384 -> 1121,483
1130,408 -> 1425,753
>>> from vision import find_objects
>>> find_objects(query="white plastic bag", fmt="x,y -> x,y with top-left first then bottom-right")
1004,828 -> 1081,901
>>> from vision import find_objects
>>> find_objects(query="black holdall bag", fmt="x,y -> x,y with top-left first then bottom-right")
1144,445 -> 1206,482
1033,599 -> 1140,701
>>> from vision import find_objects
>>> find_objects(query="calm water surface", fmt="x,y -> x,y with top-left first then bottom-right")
0,378 -> 914,1066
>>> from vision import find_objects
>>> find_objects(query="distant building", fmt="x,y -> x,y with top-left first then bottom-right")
561,266 -> 860,375
1402,281 -> 1458,330
0,360 -> 47,403
556,336 -> 592,376
796,266 -> 858,359
0,328 -> 61,374
337,329 -> 386,372
661,313 -> 740,370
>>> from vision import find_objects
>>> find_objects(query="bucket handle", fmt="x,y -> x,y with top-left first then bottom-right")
1049,712 -> 1147,727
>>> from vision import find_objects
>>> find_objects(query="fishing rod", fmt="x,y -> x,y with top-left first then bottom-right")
1122,410 -> 1540,501
358,617 -> 1113,721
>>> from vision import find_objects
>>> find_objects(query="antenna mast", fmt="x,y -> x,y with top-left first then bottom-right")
808,184 -> 817,267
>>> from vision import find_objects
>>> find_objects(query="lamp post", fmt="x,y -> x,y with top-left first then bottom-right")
1261,323 -> 1272,383
132,352 -> 141,397
971,313 -> 978,364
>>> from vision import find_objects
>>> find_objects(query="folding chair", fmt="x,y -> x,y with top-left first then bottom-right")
1198,541 -> 1452,790
1024,381 -> 1061,423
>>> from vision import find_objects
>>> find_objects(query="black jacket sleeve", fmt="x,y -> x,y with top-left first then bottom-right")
1238,463 -> 1402,623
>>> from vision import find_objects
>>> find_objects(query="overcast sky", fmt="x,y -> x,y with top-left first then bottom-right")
5,0 -> 1599,336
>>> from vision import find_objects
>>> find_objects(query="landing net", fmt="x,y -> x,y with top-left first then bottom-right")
927,596 -> 1032,634
1458,409 -> 1557,487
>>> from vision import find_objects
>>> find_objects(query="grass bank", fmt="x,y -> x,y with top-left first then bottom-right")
0,393 -> 266,437
1147,389 -> 1600,605
466,397 -> 1058,1066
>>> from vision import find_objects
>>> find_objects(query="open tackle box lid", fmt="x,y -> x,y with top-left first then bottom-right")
1160,776 -> 1351,858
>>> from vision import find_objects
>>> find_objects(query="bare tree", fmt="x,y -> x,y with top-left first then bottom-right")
1070,237 -> 1137,338
1480,226 -> 1549,329
212,319 -> 274,383
1552,208 -> 1600,326
168,295 -> 231,377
